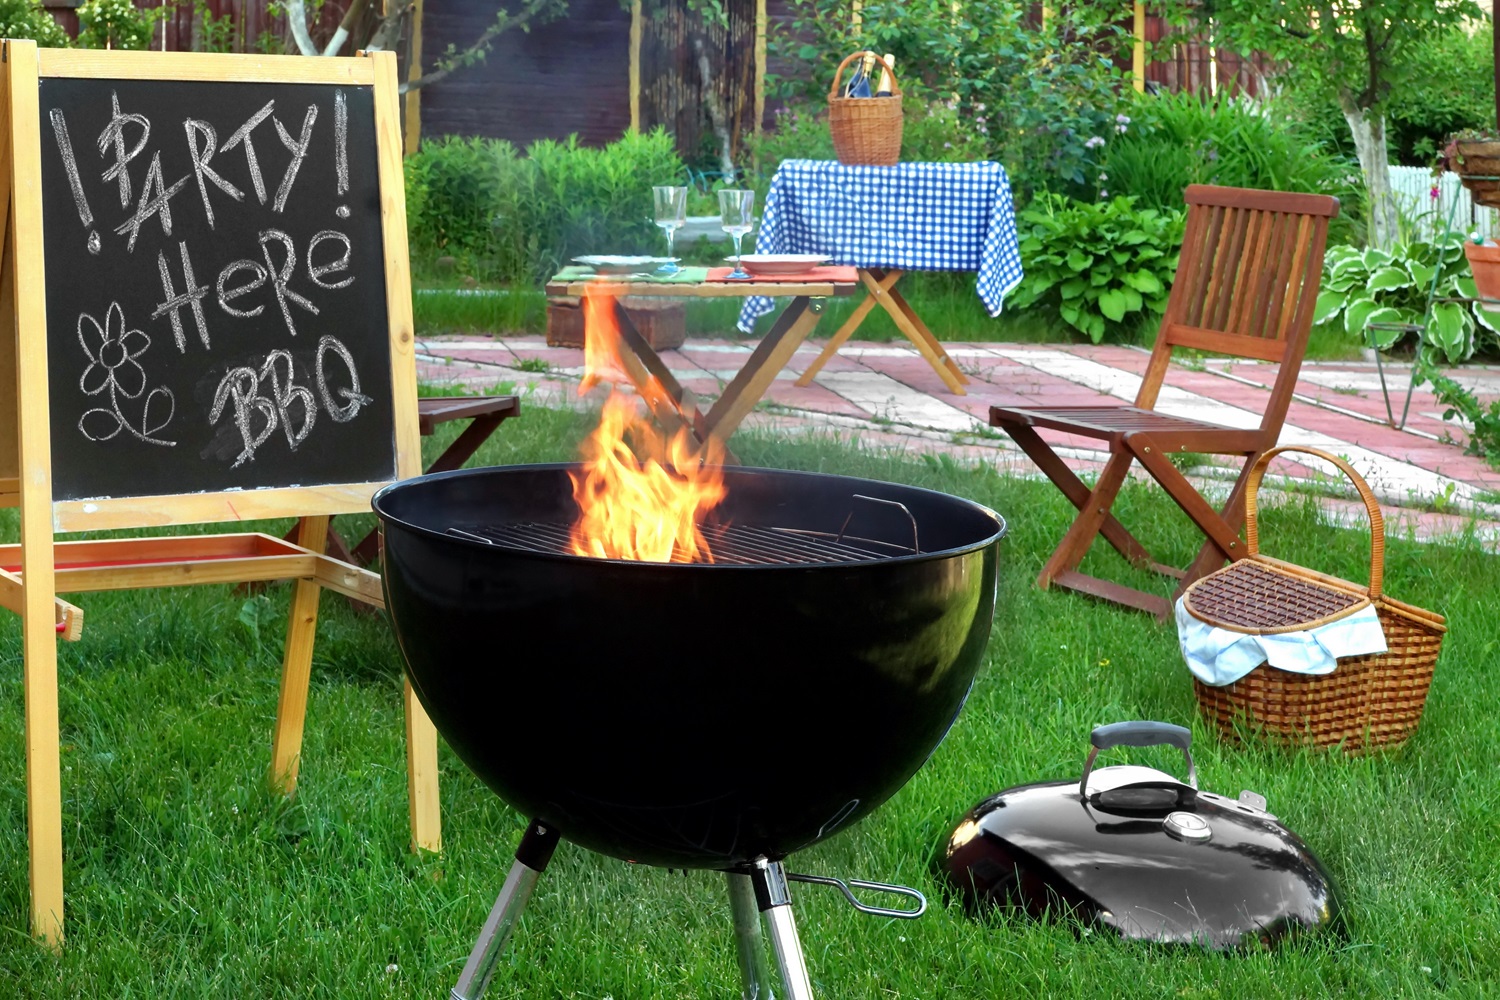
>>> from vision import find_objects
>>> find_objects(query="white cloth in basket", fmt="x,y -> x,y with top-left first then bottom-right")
1175,597 -> 1388,687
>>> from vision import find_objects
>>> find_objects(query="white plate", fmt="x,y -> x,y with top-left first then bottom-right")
728,254 -> 833,275
574,255 -> 679,274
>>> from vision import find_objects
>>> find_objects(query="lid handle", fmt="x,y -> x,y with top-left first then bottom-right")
1090,720 -> 1191,751
1080,721 -> 1196,799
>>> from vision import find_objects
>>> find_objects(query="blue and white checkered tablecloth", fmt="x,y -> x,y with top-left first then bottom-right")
736,159 -> 1024,331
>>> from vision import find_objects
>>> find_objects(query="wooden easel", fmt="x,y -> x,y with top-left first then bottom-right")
0,43 -> 439,946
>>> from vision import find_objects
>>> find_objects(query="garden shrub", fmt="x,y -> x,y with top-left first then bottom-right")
766,0 -> 1134,199
1314,236 -> 1498,363
404,136 -> 522,275
0,0 -> 69,46
76,0 -> 162,50
1098,91 -> 1364,244
405,128 -> 686,285
1006,193 -> 1183,343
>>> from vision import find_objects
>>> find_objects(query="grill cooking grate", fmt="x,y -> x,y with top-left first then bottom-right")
446,521 -> 914,565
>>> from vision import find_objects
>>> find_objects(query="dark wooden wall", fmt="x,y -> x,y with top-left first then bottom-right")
1143,13 -> 1273,97
420,0 -> 633,149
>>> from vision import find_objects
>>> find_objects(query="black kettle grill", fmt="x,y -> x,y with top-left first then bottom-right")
372,463 -> 1007,999
939,721 -> 1341,949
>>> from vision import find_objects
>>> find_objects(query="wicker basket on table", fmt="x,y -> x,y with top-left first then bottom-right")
828,52 -> 902,167
1181,446 -> 1446,753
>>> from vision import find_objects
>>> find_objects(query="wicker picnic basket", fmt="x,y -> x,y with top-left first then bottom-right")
828,52 -> 902,167
1182,446 -> 1446,753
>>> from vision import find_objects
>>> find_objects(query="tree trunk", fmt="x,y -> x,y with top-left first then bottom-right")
1340,100 -> 1397,248
693,36 -> 735,185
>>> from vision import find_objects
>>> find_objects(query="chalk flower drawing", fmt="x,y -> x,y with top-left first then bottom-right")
77,301 -> 176,445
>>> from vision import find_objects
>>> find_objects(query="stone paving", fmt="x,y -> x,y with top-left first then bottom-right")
414,333 -> 1500,549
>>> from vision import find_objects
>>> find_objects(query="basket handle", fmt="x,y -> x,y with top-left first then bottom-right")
1244,445 -> 1385,600
828,51 -> 900,99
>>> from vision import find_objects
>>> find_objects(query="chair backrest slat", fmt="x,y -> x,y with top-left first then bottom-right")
1163,324 -> 1292,362
1134,185 -> 1337,415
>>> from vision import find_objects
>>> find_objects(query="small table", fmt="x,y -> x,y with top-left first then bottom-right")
737,160 -> 1024,395
545,268 -> 860,453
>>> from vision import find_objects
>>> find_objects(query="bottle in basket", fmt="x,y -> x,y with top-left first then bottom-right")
876,54 -> 896,97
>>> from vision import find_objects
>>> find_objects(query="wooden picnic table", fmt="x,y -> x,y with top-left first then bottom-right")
545,269 -> 861,455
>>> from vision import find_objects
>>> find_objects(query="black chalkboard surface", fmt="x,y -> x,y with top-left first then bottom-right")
39,76 -> 396,502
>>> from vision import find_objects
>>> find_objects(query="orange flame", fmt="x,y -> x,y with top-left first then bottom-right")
569,286 -> 727,563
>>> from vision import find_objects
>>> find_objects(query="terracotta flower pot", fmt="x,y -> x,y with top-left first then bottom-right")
1463,239 -> 1500,302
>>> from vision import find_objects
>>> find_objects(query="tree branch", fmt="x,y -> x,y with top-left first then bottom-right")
282,0 -> 321,57
400,0 -> 563,93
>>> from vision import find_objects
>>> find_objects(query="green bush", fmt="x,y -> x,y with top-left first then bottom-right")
766,0 -> 1134,199
404,135 -> 520,273
1313,236 -> 1498,362
1098,91 -> 1365,244
405,128 -> 686,285
76,0 -> 162,50
0,0 -> 69,46
1006,193 -> 1183,343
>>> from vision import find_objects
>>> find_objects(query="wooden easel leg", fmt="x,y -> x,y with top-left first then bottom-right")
794,271 -> 890,386
268,515 -> 329,795
404,678 -> 442,853
23,618 -> 64,949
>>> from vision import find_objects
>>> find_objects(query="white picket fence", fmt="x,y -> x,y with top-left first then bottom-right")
1388,164 -> 1499,242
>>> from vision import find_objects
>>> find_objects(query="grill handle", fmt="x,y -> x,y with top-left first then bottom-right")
784,871 -> 927,919
838,495 -> 919,553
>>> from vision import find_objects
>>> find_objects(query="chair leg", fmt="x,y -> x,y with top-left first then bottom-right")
1127,438 -> 1248,567
1170,453 -> 1259,603
1038,450 -> 1136,588
1002,425 -> 1157,569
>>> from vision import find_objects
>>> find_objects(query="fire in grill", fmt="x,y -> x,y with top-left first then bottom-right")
372,462 -> 1007,1000
446,494 -> 920,565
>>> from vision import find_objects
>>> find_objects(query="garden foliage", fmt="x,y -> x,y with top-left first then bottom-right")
1314,237 -> 1499,363
1100,91 -> 1364,244
0,0 -> 68,45
1006,194 -> 1183,344
405,128 -> 685,284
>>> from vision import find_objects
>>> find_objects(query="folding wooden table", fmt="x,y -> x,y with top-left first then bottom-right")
543,271 -> 860,451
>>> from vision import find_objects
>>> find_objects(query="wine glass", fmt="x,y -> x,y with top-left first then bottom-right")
718,189 -> 755,280
652,185 -> 687,274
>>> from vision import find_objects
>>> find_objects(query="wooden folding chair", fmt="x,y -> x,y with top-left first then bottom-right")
989,185 -> 1338,618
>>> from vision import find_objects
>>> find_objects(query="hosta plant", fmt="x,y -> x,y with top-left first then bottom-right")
1009,194 -> 1184,343
1314,234 -> 1498,362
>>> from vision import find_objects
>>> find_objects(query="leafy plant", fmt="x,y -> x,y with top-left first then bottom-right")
1427,369 -> 1500,466
765,0 -> 1134,199
1007,194 -> 1183,343
1313,235 -> 1499,362
76,0 -> 165,50
1100,90 -> 1365,244
0,0 -> 70,46
405,128 -> 686,286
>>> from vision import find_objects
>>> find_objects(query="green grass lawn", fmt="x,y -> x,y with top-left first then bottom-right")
1,405 -> 1495,996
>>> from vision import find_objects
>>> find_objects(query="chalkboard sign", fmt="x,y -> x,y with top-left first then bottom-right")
37,72 -> 398,501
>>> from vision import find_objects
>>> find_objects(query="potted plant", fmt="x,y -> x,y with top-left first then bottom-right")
1463,232 -> 1500,302
1438,129 -> 1500,208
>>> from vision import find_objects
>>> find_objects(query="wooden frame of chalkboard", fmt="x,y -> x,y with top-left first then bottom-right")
0,42 -> 438,946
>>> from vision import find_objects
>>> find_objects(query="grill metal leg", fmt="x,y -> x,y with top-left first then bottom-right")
750,857 -> 815,1000
451,819 -> 561,1000
727,871 -> 776,999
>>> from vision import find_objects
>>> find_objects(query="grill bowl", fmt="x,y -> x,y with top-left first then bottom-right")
373,463 -> 1005,869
